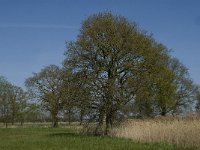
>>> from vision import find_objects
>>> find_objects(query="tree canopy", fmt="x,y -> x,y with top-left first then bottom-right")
63,12 -> 195,134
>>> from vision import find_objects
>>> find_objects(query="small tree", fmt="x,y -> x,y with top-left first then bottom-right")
25,65 -> 64,127
168,58 -> 197,115
195,88 -> 200,113
62,70 -> 90,125
16,91 -> 28,125
10,85 -> 27,125
0,76 -> 12,128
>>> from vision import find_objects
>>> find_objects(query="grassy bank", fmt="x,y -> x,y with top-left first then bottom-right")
0,125 -> 189,150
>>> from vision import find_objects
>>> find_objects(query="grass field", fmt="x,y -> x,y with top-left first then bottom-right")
0,124 -> 193,150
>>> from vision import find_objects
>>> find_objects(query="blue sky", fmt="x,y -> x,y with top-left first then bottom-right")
0,0 -> 200,87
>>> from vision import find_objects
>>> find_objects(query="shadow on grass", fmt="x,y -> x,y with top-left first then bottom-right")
48,132 -> 108,138
48,132 -> 80,137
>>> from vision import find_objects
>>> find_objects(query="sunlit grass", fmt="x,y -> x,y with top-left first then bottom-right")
0,124 -> 188,150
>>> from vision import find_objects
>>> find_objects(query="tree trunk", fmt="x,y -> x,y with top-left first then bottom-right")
161,111 -> 166,116
11,108 -> 16,125
5,110 -> 9,128
5,116 -> 8,128
105,114 -> 111,135
105,69 -> 115,135
52,113 -> 58,128
52,120 -> 58,127
105,107 -> 116,135
20,120 -> 24,126
161,106 -> 167,116
11,116 -> 14,125
79,109 -> 84,125
68,109 -> 71,125
95,109 -> 105,135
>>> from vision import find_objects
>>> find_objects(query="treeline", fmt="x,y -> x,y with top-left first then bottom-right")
1,12 -> 200,134
0,76 -> 44,127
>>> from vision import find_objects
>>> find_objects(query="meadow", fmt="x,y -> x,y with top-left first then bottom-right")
0,120 -> 198,150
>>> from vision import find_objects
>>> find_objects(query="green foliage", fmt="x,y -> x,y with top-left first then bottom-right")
0,76 -> 13,127
64,12 -> 185,134
0,76 -> 29,127
25,65 -> 65,127
195,89 -> 200,112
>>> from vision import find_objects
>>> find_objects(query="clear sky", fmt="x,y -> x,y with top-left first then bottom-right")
0,0 -> 200,88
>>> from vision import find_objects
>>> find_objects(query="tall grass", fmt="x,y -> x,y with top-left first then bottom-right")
112,116 -> 200,147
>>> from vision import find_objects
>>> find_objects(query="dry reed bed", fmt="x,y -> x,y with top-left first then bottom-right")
112,117 -> 200,147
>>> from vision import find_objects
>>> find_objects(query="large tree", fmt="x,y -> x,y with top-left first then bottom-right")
64,12 -> 175,134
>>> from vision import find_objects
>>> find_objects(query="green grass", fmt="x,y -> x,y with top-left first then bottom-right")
0,126 -> 197,150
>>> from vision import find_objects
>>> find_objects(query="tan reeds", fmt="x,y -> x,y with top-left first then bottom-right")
112,116 -> 200,147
